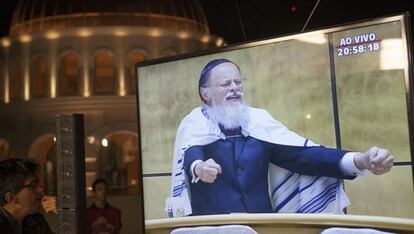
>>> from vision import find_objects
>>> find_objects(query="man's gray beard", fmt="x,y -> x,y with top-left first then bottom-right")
206,98 -> 250,130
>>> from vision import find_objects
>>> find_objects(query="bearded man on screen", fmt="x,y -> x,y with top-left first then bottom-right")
166,59 -> 393,217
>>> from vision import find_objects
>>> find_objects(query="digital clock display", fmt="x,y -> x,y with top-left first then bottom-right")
336,33 -> 381,57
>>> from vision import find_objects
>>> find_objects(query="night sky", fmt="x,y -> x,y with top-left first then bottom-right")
198,0 -> 414,44
1,0 -> 413,45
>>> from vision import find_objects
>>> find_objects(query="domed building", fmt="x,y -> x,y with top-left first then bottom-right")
0,0 -> 224,232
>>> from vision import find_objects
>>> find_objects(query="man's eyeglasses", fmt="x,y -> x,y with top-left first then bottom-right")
18,181 -> 40,191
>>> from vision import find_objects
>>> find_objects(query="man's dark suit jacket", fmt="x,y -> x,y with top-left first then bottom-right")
184,135 -> 350,215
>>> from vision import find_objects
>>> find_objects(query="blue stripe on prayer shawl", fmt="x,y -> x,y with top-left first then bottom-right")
173,182 -> 185,192
173,182 -> 185,191
304,139 -> 309,147
306,189 -> 336,213
300,181 -> 336,210
299,177 -> 320,193
177,159 -> 182,164
271,171 -> 295,197
299,182 -> 336,212
310,191 -> 336,213
275,178 -> 317,212
298,184 -> 329,213
305,186 -> 336,212
274,176 -> 319,212
173,186 -> 182,195
298,182 -> 337,212
173,189 -> 182,197
173,185 -> 180,192
172,182 -> 186,196
175,172 -> 182,176
316,193 -> 336,212
275,188 -> 299,212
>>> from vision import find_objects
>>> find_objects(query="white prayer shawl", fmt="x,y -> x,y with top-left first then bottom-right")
165,106 -> 350,217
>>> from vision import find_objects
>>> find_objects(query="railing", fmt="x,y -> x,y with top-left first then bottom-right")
145,213 -> 414,234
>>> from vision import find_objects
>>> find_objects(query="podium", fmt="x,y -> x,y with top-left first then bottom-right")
145,213 -> 414,234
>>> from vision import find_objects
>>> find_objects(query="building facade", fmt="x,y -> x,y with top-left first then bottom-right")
0,2 -> 223,230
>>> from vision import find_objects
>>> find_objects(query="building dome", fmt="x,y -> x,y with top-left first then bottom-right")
10,0 -> 209,36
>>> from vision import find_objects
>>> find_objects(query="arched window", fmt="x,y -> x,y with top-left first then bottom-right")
95,132 -> 139,194
128,53 -> 145,94
61,52 -> 79,96
9,58 -> 22,101
94,51 -> 114,94
0,138 -> 13,160
31,56 -> 47,98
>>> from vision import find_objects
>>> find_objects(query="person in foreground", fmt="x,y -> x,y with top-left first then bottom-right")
166,58 -> 394,217
86,178 -> 121,234
0,158 -> 55,234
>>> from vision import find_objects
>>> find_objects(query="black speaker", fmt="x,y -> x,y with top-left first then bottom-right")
55,114 -> 86,234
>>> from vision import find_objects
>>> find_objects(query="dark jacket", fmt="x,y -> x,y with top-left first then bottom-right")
0,207 -> 54,234
184,135 -> 350,215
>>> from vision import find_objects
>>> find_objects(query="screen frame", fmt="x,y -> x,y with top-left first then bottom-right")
135,12 -> 413,231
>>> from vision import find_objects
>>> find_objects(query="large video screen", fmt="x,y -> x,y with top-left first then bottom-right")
137,14 -> 413,224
